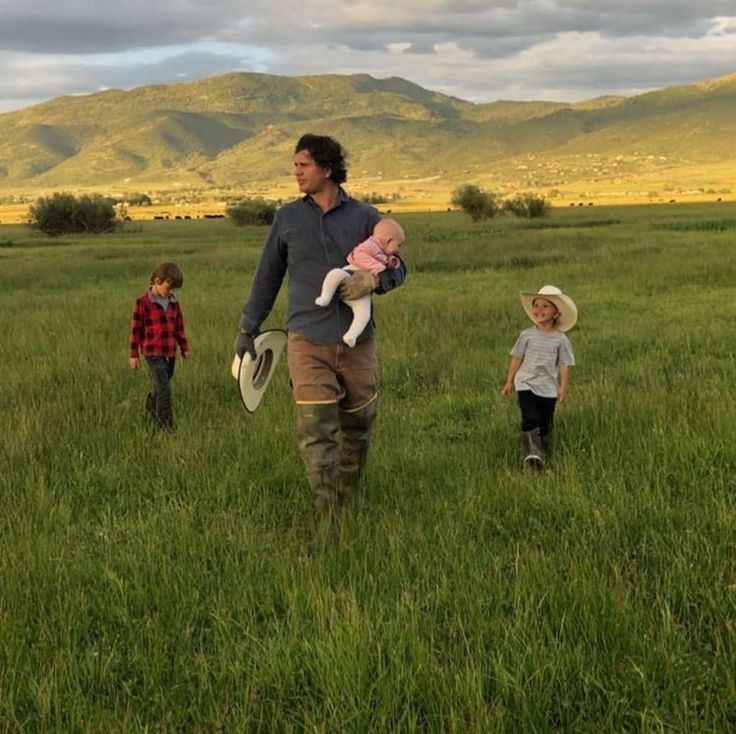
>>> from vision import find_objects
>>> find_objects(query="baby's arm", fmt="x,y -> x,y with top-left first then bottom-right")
557,364 -> 570,403
501,356 -> 522,396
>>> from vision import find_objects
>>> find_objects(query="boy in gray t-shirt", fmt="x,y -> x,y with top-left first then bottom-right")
501,285 -> 577,470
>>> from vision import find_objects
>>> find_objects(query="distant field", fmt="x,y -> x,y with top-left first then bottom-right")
1,203 -> 735,730
1,184 -> 734,225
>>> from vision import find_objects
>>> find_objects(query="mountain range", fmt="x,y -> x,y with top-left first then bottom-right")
0,71 -> 734,201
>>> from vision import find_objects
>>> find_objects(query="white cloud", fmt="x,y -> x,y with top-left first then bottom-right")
0,1 -> 733,112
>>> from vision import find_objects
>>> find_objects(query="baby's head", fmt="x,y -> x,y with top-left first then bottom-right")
373,218 -> 405,256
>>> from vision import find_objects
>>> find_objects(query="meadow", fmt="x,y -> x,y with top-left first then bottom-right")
0,202 -> 734,731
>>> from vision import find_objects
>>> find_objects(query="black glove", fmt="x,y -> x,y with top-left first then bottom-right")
234,331 -> 257,361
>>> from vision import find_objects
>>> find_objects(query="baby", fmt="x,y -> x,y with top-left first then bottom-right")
315,218 -> 405,347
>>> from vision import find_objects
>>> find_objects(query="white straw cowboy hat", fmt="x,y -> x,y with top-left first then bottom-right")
520,285 -> 578,332
230,329 -> 287,413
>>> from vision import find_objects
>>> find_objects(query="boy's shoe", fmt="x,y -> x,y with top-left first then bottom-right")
155,408 -> 177,435
523,454 -> 543,471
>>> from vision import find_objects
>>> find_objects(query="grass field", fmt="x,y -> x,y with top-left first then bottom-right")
1,203 -> 735,731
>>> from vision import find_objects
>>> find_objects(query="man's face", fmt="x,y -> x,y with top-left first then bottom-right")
293,150 -> 331,195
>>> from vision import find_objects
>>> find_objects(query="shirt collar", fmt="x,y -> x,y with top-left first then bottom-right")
147,288 -> 177,305
302,187 -> 349,210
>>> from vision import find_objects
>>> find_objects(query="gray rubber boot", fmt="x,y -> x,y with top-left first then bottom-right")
541,428 -> 552,456
522,428 -> 544,471
338,399 -> 377,509
296,403 -> 341,548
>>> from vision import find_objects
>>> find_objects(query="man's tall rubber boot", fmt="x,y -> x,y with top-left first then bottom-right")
296,403 -> 341,550
338,399 -> 377,510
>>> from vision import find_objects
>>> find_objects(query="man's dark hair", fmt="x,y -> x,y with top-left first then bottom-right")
150,261 -> 184,288
295,133 -> 348,185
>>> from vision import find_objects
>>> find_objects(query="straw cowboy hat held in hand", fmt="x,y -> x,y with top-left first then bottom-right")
521,285 -> 578,332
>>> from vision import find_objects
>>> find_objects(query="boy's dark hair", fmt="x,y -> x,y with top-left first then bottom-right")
295,133 -> 348,185
150,261 -> 183,288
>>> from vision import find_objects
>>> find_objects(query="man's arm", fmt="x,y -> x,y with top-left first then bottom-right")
338,256 -> 406,300
375,256 -> 407,294
239,216 -> 288,335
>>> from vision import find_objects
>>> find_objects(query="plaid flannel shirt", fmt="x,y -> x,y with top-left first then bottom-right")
129,290 -> 189,358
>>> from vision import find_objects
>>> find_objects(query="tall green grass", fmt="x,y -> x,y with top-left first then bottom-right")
1,203 -> 734,731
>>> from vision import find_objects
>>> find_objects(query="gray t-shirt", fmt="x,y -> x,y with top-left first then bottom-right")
511,327 -> 575,398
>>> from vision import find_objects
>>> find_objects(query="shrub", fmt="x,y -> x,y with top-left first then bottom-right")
451,184 -> 498,221
28,192 -> 118,236
127,193 -> 152,206
503,193 -> 551,218
226,198 -> 277,226
359,192 -> 389,205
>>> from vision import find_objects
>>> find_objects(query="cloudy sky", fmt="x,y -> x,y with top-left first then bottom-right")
0,1 -> 734,113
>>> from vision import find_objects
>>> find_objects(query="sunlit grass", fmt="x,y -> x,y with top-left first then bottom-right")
1,203 -> 735,730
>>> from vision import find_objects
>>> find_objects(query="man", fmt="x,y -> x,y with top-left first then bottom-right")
235,133 -> 406,543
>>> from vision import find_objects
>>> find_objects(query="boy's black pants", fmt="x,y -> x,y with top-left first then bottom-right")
517,390 -> 557,438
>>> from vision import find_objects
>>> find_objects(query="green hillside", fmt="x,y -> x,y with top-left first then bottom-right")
0,70 -> 733,198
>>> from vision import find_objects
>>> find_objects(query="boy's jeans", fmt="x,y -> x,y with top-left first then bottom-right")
145,356 -> 176,422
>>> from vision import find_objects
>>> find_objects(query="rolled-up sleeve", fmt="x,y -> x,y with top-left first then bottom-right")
375,256 -> 407,294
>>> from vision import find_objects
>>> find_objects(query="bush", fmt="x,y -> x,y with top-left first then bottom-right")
451,184 -> 498,221
127,193 -> 152,206
226,198 -> 277,226
28,192 -> 118,236
503,194 -> 551,218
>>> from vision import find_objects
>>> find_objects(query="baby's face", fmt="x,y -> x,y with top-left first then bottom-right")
375,220 -> 405,255
383,235 -> 403,256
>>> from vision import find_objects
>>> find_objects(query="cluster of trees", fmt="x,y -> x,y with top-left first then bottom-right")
358,192 -> 402,205
225,197 -> 277,226
28,193 -> 118,236
452,184 -> 551,221
124,193 -> 153,206
26,193 -> 281,234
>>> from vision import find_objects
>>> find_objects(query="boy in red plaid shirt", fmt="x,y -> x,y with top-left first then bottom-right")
129,262 -> 189,432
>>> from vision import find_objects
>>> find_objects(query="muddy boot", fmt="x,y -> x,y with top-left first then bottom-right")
522,428 -> 544,471
338,399 -> 377,510
297,404 -> 341,551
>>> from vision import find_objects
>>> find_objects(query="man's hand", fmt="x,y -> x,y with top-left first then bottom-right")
338,270 -> 378,300
235,331 -> 257,361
